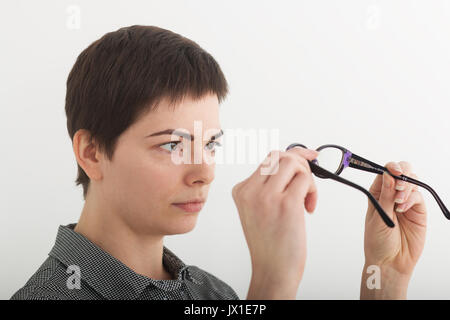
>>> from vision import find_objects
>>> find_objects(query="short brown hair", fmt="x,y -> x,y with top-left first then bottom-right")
65,25 -> 228,200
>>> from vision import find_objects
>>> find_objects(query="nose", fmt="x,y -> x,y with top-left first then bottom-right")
184,161 -> 215,186
183,143 -> 215,186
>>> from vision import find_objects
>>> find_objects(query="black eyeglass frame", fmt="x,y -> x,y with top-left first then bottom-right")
286,143 -> 450,228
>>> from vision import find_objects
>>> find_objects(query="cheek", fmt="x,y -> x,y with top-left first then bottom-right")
121,158 -> 182,202
142,167 -> 177,195
105,146 -> 184,207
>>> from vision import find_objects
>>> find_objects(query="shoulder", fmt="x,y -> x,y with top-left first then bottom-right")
10,257 -> 62,300
186,265 -> 240,300
10,256 -> 96,300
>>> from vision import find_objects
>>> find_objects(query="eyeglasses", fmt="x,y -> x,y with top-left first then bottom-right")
286,143 -> 450,228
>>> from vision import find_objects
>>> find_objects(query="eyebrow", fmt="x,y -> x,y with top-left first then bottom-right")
146,129 -> 224,141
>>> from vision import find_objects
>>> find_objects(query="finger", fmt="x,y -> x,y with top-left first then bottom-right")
284,167 -> 318,213
304,185 -> 318,214
368,172 -> 383,201
395,172 -> 418,211
287,145 -> 319,161
284,148 -> 319,208
395,190 -> 427,226
265,153 -> 310,193
377,162 -> 402,221
258,147 -> 317,181
237,150 -> 285,195
394,161 -> 413,207
408,172 -> 419,192
394,161 -> 411,191
263,146 -> 318,192
395,172 -> 419,213
249,150 -> 282,185
369,161 -> 399,201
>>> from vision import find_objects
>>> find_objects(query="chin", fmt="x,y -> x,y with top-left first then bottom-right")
164,214 -> 199,235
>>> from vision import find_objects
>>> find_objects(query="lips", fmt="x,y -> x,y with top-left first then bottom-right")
172,201 -> 204,213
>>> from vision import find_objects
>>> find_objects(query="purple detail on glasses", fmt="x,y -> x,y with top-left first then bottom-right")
343,150 -> 352,168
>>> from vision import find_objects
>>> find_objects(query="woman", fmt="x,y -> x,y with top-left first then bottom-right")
11,24 -> 427,300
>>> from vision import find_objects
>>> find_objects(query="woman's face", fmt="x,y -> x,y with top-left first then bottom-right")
97,93 -> 222,236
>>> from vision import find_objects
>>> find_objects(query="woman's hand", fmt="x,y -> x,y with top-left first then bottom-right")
232,147 -> 319,299
361,161 -> 427,299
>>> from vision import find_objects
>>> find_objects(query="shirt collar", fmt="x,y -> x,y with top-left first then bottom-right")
48,223 -> 197,299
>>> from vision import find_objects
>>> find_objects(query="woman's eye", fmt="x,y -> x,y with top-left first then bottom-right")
159,141 -> 221,154
205,141 -> 222,152
160,141 -> 182,153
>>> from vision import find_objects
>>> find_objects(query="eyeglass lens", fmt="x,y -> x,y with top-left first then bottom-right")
314,146 -> 343,174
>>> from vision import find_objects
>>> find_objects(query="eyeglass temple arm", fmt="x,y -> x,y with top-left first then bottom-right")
399,175 -> 450,219
308,160 -> 395,228
349,152 -> 450,220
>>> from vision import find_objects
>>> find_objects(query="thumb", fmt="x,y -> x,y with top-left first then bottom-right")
305,188 -> 318,214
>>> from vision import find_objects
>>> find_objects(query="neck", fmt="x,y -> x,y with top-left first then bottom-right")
74,192 -> 173,281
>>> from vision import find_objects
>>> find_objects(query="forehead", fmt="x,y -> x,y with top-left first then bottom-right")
137,93 -> 221,131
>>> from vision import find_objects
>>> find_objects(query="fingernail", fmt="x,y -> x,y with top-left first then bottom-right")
395,183 -> 405,191
396,205 -> 405,213
394,163 -> 402,173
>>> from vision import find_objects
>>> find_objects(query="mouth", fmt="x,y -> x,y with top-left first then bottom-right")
171,201 -> 205,213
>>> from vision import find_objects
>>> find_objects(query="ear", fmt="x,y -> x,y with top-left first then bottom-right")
73,129 -> 103,181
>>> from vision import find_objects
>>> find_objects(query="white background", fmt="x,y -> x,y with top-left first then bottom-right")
1,0 -> 449,299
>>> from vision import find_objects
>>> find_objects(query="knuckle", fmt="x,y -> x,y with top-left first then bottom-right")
297,155 -> 309,166
286,152 -> 309,170
234,188 -> 254,209
280,154 -> 309,175
231,184 -> 239,199
297,164 -> 308,176
282,153 -> 297,165
232,180 -> 248,200
267,149 -> 280,159
262,150 -> 279,167
231,187 -> 242,203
